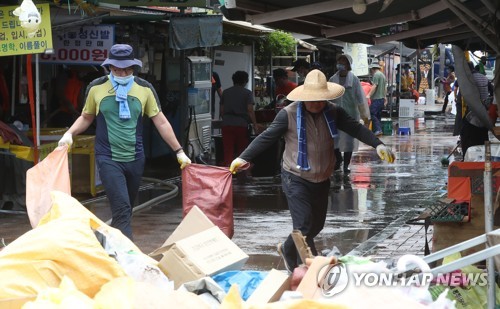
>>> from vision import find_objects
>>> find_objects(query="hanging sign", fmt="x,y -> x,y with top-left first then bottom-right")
39,25 -> 114,65
98,0 -> 207,7
417,49 -> 432,94
345,43 -> 369,77
0,3 -> 53,56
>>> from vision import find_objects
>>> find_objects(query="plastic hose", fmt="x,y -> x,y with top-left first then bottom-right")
104,177 -> 179,225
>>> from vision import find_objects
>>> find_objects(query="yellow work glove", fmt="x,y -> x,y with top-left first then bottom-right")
58,132 -> 73,147
229,158 -> 247,174
176,151 -> 191,170
376,144 -> 395,163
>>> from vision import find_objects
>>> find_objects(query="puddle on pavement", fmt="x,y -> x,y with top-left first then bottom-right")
0,115 -> 457,271
78,122 -> 453,271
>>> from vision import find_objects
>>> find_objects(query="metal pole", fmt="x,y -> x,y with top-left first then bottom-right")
10,56 -> 16,117
35,54 -> 40,148
439,44 -> 446,99
398,42 -> 402,95
483,141 -> 495,309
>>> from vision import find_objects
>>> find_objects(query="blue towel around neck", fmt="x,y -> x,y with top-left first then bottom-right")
296,102 -> 338,171
109,74 -> 134,120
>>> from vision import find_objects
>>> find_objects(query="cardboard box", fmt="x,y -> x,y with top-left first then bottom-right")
246,269 -> 290,304
296,256 -> 336,299
150,206 -> 248,288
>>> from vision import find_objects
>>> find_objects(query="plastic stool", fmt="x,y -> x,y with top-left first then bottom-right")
398,127 -> 411,135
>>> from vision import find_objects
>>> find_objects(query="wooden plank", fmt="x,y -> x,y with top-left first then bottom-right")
291,230 -> 314,265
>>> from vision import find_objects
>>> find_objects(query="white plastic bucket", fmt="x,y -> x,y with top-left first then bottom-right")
425,89 -> 435,106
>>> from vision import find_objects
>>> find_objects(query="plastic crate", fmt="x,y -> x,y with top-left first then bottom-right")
8,141 -> 58,162
427,202 -> 470,223
381,119 -> 393,135
398,118 -> 415,135
71,136 -> 103,197
399,99 -> 415,118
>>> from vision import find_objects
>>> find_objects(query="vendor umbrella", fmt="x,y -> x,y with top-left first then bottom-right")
451,45 -> 494,133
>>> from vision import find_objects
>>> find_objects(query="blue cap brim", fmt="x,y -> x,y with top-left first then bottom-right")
101,58 -> 142,68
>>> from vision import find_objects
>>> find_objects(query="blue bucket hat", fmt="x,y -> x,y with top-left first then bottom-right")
101,44 -> 142,68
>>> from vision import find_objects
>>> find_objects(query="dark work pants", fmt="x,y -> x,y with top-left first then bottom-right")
460,119 -> 489,159
442,91 -> 452,113
369,98 -> 385,133
96,157 -> 145,240
281,169 -> 330,269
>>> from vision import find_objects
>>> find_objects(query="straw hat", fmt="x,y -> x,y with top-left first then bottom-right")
287,69 -> 345,102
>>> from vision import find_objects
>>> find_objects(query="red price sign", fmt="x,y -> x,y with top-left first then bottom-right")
39,25 -> 114,65
40,48 -> 108,63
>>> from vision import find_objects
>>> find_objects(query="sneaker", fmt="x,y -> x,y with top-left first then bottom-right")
374,131 -> 383,137
277,243 -> 294,273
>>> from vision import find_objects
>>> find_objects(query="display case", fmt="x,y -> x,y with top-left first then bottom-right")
188,86 -> 210,115
186,56 -> 213,158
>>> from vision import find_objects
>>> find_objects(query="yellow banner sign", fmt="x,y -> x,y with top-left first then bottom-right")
0,4 -> 53,56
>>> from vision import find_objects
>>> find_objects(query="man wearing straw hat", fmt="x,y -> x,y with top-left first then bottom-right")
229,69 -> 395,272
58,44 -> 191,239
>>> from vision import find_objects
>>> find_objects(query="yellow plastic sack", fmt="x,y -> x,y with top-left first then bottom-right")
26,146 -> 71,228
22,276 -> 94,309
428,252 -> 500,309
94,277 -> 209,309
38,191 -> 142,254
0,192 -> 127,300
220,285 -> 350,309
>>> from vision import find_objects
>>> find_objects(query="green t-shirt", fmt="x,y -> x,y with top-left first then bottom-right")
82,76 -> 161,162
372,71 -> 387,100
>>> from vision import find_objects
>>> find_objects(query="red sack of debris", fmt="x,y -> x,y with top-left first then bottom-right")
26,145 -> 71,228
182,163 -> 235,238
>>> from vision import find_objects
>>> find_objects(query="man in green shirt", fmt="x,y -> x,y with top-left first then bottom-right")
366,62 -> 387,136
58,44 -> 191,239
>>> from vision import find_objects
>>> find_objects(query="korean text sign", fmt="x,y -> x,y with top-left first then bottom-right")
40,25 -> 114,65
0,4 -> 53,56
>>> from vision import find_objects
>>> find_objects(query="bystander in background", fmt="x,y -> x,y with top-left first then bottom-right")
329,54 -> 370,173
220,71 -> 263,166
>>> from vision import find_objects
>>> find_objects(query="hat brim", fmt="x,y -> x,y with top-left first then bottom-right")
101,58 -> 142,68
286,82 -> 345,102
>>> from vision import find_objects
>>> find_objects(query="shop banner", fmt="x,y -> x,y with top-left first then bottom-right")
0,4 -> 53,56
344,43 -> 369,77
417,49 -> 432,94
39,25 -> 114,65
169,15 -> 222,50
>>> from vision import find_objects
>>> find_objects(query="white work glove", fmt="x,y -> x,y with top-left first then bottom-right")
58,132 -> 73,147
229,158 -> 247,174
376,144 -> 395,163
176,151 -> 191,170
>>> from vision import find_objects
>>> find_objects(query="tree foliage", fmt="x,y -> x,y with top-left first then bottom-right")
256,30 -> 296,65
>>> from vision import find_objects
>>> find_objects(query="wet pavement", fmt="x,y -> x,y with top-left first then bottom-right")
1,105 -> 464,271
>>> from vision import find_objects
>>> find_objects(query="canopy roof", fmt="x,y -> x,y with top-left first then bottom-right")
221,0 -> 499,55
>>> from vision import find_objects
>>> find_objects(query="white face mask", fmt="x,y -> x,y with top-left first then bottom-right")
113,74 -> 134,85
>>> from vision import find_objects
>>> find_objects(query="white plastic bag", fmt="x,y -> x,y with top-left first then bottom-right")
98,227 -> 174,292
